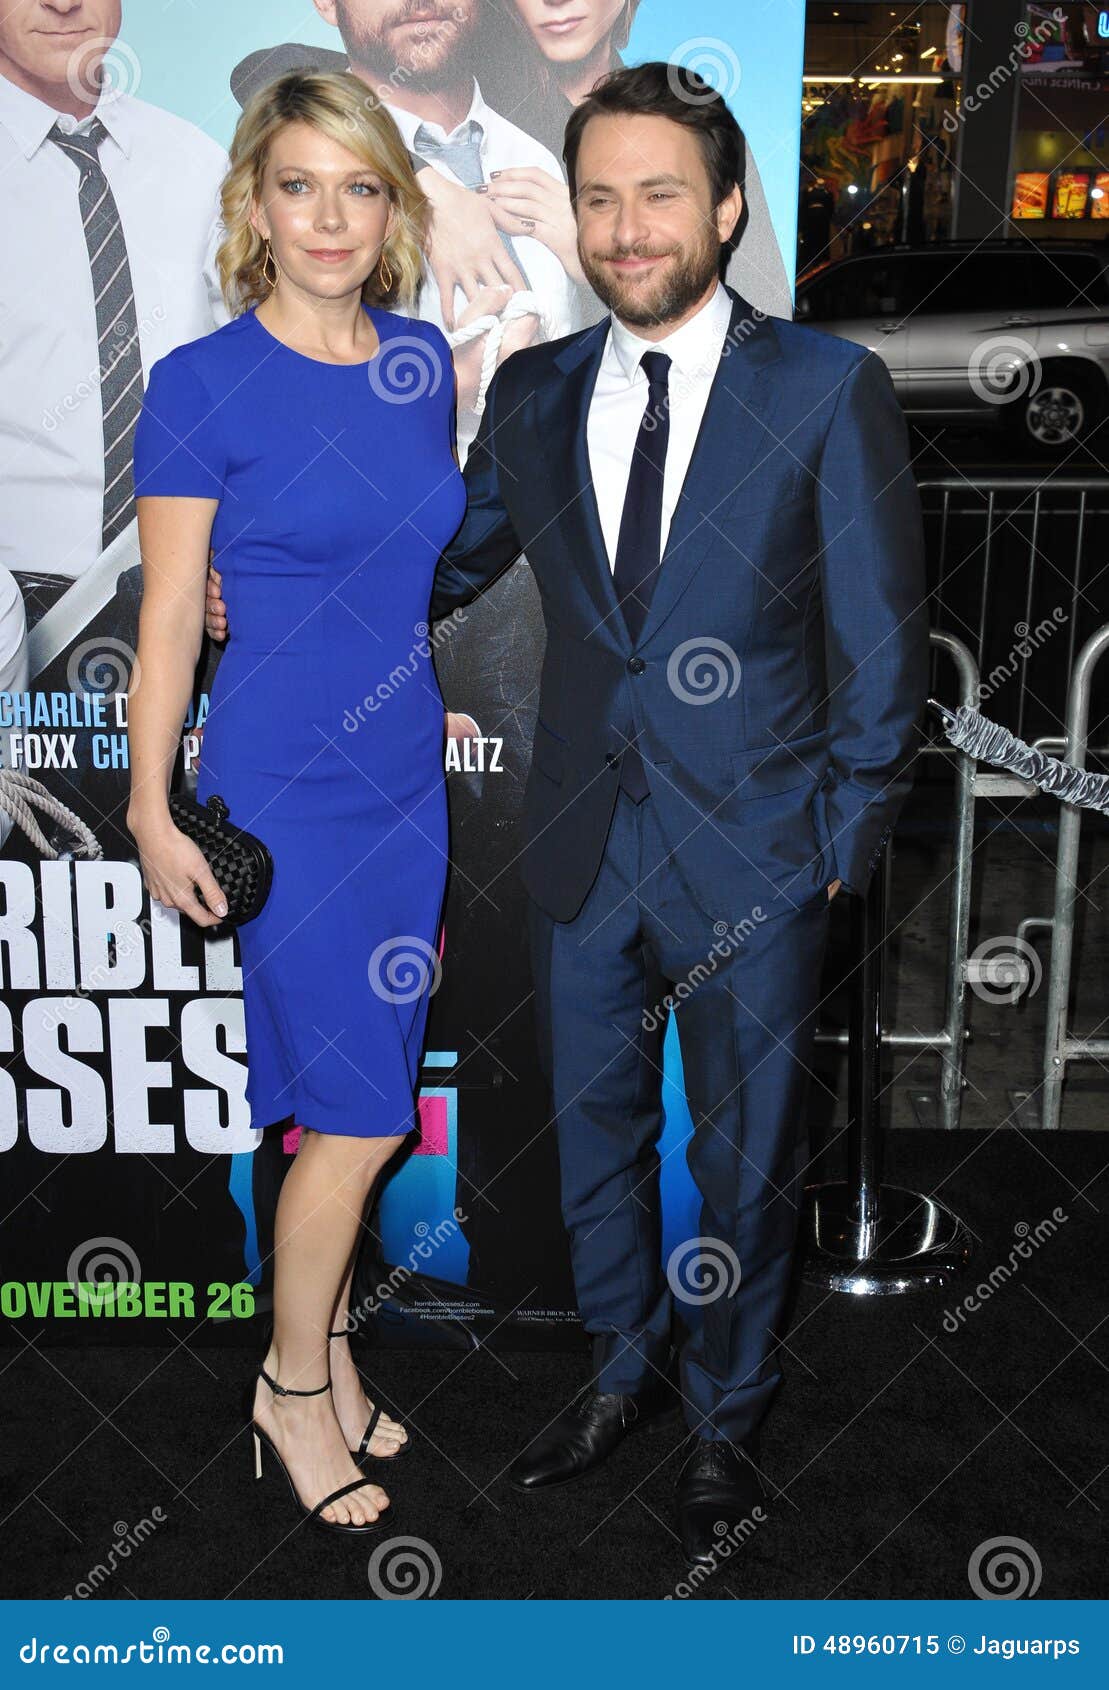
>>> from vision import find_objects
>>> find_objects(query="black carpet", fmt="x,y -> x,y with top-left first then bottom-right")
2,1128 -> 1106,1601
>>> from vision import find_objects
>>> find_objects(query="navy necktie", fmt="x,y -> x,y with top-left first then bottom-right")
612,349 -> 671,802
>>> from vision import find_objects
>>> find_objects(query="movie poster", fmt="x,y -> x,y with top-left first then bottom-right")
0,1 -> 804,1344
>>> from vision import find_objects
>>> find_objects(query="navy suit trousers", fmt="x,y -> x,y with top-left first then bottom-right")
528,788 -> 832,1444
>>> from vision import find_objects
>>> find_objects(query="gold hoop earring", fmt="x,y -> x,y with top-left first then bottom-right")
378,250 -> 393,295
261,239 -> 278,290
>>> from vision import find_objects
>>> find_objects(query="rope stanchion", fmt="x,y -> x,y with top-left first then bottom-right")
446,290 -> 551,416
803,838 -> 973,1294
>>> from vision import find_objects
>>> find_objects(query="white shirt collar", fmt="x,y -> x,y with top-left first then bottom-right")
608,280 -> 732,386
0,71 -> 134,159
385,79 -> 486,153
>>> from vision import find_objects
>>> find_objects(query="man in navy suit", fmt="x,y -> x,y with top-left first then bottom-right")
207,61 -> 928,1567
428,62 -> 928,1565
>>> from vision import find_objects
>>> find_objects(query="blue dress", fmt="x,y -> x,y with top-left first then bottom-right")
133,305 -> 466,1137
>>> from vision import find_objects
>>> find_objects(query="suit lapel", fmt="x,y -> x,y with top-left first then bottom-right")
543,290 -> 784,648
638,292 -> 783,645
548,320 -> 630,649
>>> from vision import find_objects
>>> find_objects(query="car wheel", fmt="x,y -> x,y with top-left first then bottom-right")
1016,367 -> 1104,454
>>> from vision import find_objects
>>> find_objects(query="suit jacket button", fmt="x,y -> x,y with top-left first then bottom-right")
627,656 -> 646,675
605,752 -> 620,769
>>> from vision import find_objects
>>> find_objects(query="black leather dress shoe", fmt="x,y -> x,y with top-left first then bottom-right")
508,1385 -> 679,1493
675,1436 -> 768,1570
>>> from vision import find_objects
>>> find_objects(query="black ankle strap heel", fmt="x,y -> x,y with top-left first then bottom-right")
327,1327 -> 414,1463
259,1365 -> 329,1399
246,1366 -> 391,1537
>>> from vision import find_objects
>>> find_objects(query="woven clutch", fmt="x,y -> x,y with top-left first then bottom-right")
167,792 -> 273,927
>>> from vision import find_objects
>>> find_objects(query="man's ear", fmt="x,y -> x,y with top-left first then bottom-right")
717,184 -> 743,248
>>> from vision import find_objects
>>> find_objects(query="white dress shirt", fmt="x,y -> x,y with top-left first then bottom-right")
386,81 -> 575,458
0,565 -> 29,847
587,281 -> 733,571
0,76 -> 229,580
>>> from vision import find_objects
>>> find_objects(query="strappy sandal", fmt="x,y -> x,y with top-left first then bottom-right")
246,1367 -> 391,1536
328,1327 -> 414,1462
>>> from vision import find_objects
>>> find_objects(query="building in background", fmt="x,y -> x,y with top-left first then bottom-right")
799,2 -> 961,274
1011,4 -> 1109,243
800,3 -> 1109,276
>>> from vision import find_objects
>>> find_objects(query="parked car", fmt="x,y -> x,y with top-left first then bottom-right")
794,242 -> 1109,453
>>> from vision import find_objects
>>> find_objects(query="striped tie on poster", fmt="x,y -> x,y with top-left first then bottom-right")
48,119 -> 143,552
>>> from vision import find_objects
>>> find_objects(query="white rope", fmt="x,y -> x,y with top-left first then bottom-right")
446,289 -> 553,416
0,769 -> 103,860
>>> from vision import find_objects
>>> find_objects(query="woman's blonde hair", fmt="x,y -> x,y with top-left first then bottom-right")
217,70 -> 428,315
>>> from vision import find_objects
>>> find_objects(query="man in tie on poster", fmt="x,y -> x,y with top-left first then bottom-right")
232,0 -> 577,458
0,0 -> 227,830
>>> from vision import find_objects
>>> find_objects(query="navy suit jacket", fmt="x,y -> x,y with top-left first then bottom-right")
431,287 -> 929,926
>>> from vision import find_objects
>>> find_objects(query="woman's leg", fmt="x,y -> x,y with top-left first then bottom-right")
253,1128 -> 404,1526
330,1253 -> 408,1456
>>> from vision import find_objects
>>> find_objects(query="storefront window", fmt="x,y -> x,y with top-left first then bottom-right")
1011,4 -> 1109,243
799,2 -> 961,274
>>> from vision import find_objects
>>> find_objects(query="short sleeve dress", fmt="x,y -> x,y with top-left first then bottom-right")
133,306 -> 466,1137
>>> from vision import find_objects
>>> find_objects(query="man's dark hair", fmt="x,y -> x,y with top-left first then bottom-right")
563,61 -> 747,220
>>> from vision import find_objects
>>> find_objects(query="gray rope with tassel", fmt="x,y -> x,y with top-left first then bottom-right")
928,699 -> 1109,815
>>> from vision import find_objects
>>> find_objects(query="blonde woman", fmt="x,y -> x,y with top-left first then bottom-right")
127,72 -> 465,1536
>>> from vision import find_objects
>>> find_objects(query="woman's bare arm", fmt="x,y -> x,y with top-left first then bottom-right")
127,495 -> 228,927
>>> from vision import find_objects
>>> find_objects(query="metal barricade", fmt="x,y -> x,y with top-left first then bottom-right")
919,477 -> 1109,749
814,629 -> 978,1131
1020,622 -> 1109,1131
814,478 -> 1109,1131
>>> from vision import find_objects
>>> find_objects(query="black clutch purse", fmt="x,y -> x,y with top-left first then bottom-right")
167,792 -> 273,927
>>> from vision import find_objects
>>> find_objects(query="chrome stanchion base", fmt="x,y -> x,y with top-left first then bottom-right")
802,1182 -> 973,1295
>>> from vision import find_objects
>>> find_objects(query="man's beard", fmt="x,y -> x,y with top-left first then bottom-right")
335,0 -> 476,88
580,223 -> 722,329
